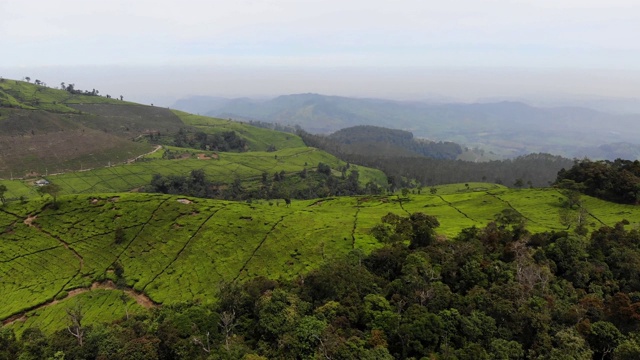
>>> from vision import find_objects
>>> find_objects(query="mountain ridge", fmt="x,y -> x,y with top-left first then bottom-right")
172,93 -> 640,160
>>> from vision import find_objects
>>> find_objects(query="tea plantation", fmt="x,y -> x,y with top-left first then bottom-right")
2,186 -> 639,334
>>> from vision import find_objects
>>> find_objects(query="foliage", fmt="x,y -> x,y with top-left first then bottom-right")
556,158 -> 640,204
327,125 -> 463,159
5,215 -> 640,358
173,128 -> 247,152
300,129 -> 574,188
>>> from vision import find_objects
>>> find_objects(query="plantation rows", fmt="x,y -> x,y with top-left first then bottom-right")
0,146 -> 387,200
3,187 -> 640,333
9,289 -> 145,336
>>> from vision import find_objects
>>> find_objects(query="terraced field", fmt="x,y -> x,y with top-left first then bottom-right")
0,146 -> 386,200
2,186 -> 639,334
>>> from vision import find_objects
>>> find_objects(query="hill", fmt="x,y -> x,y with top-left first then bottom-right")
0,79 -> 322,181
0,146 -> 388,202
327,125 -> 462,160
173,93 -> 640,160
2,186 -> 639,334
0,79 -> 186,178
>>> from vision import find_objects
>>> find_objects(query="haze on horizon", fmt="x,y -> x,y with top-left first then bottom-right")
1,0 -> 639,107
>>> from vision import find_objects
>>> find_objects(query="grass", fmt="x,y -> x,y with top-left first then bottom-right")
0,79 -> 133,113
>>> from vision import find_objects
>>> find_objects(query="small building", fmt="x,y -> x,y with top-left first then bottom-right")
35,179 -> 50,186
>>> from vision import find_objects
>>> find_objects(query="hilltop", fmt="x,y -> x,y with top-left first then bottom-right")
174,93 -> 640,160
0,79 -> 184,178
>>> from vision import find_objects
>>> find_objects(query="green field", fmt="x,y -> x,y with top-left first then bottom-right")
0,146 -> 386,200
2,186 -> 638,334
9,289 -> 146,337
174,111 -> 306,151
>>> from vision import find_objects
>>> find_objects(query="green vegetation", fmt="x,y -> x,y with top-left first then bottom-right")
556,158 -> 640,204
0,79 -> 311,180
4,206 -> 640,358
326,125 -> 462,159
1,187 -> 638,332
5,78 -> 640,359
173,111 -> 306,151
299,130 -> 574,188
10,290 -> 146,337
0,147 -> 386,201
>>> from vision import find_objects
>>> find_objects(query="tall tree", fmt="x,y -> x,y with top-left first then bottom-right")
37,183 -> 62,207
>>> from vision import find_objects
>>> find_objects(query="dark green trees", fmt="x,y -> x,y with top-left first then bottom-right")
371,212 -> 440,248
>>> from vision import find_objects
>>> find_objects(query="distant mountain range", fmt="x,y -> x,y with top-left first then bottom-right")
172,94 -> 640,160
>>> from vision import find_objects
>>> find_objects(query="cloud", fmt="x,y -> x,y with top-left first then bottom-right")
1,0 -> 639,102
1,0 -> 638,68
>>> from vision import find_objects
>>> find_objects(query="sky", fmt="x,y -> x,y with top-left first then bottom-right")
1,0 -> 639,106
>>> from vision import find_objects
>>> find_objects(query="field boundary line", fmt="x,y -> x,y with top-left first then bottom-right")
105,197 -> 170,273
486,192 -> 537,225
233,214 -> 288,283
351,201 -> 362,249
141,206 -> 226,291
437,195 -> 476,222
0,245 -> 62,263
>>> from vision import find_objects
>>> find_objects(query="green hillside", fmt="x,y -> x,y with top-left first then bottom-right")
174,111 -> 306,151
2,186 -> 639,334
0,79 -> 314,180
0,146 -> 386,201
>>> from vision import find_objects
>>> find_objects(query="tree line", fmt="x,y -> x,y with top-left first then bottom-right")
556,158 -> 640,204
144,164 -> 383,202
171,128 -> 247,152
327,125 -> 463,160
299,128 -> 574,188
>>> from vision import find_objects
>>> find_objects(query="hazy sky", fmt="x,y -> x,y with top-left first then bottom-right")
1,0 -> 639,105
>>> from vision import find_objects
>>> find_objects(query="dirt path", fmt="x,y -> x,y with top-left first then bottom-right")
127,144 -> 162,164
2,280 -> 156,326
2,145 -> 163,180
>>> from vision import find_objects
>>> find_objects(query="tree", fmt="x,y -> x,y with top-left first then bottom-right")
409,212 -> 440,248
371,212 -> 439,248
587,321 -> 622,359
219,310 -> 237,351
514,178 -> 524,189
66,303 -> 85,347
0,184 -> 7,205
24,76 -> 30,83
37,183 -> 62,207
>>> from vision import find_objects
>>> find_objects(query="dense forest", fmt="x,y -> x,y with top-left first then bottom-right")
4,212 -> 640,359
299,130 -> 573,188
327,125 -> 463,160
556,159 -> 640,204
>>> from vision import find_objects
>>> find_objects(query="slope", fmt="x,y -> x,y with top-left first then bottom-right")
2,186 -> 639,333
0,79 -> 186,178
